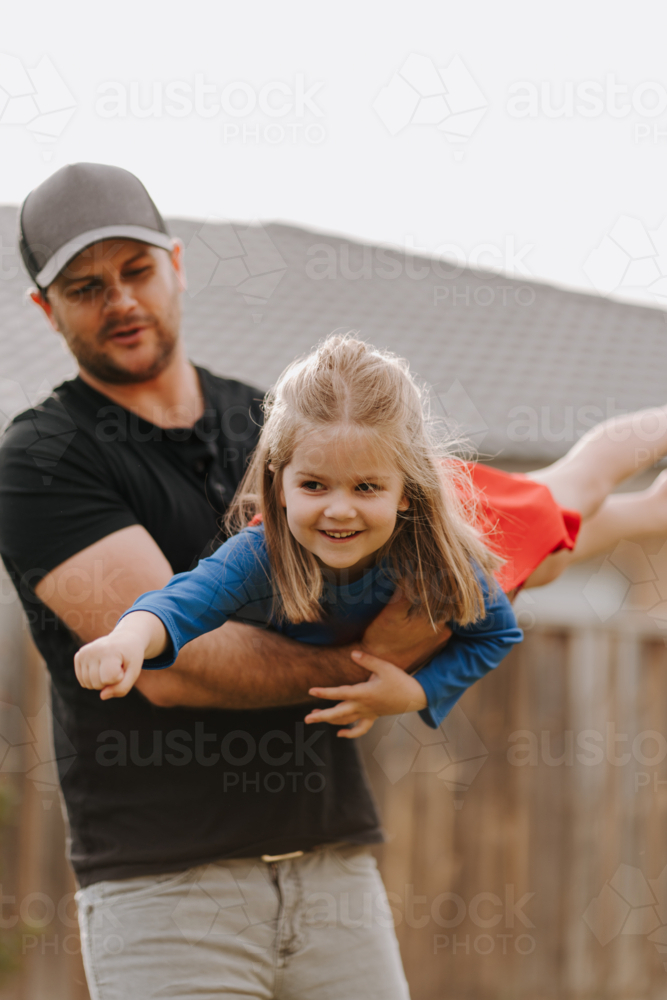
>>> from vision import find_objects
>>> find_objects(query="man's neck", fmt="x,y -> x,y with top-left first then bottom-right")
77,348 -> 205,429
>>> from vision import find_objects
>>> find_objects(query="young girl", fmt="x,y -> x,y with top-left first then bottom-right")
74,335 -> 523,736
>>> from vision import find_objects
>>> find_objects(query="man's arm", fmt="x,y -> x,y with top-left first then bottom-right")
35,524 -> 450,709
140,624 -> 364,709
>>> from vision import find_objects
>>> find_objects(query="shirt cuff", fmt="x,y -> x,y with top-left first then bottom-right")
141,634 -> 177,670
116,607 -> 178,670
413,675 -> 458,730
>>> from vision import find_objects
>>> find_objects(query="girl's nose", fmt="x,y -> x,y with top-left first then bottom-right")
323,494 -> 357,520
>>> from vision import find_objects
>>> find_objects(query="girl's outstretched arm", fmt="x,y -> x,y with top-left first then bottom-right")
38,525 -> 451,710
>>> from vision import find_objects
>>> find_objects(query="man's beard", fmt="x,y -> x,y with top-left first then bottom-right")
70,322 -> 178,385
62,297 -> 181,386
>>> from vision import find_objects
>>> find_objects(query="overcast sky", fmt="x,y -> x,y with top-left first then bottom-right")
2,0 -> 667,307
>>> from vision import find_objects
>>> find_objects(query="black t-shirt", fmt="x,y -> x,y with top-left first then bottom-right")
0,366 -> 381,887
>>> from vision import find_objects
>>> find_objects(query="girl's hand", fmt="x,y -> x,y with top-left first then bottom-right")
305,650 -> 428,739
74,632 -> 146,700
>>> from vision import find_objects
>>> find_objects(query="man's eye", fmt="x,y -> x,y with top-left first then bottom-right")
126,266 -> 151,277
67,283 -> 98,297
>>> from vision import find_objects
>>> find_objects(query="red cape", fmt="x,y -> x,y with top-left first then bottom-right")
467,464 -> 581,592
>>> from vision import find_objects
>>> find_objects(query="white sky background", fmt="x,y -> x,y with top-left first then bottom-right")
2,0 -> 667,306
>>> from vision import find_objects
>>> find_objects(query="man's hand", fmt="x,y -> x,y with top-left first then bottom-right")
360,593 -> 452,671
305,649 -> 428,739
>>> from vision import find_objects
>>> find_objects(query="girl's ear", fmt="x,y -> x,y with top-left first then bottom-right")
266,461 -> 285,507
270,465 -> 286,507
398,495 -> 410,512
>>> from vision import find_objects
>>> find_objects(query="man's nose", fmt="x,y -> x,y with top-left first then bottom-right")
102,281 -> 139,312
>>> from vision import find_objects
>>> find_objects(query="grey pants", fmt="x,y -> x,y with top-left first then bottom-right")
76,844 -> 411,999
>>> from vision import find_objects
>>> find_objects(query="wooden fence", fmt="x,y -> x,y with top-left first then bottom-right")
366,627 -> 667,999
3,605 -> 667,997
0,626 -> 88,1000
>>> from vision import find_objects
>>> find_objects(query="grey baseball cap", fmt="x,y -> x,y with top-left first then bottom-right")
19,162 -> 173,289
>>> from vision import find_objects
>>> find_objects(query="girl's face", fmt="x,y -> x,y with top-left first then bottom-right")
278,425 -> 409,581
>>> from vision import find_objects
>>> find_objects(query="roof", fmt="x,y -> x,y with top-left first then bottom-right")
1,206 -> 665,462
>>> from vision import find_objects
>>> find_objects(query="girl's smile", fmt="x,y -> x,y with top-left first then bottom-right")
319,529 -> 364,540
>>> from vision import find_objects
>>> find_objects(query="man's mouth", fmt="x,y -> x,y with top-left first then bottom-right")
108,325 -> 147,343
319,529 -> 362,540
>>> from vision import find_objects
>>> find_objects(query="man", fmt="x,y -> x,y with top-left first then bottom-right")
0,163 -> 447,999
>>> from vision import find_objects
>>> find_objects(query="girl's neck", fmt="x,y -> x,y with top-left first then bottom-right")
316,552 -> 379,585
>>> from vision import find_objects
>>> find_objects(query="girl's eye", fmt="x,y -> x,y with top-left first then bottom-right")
357,482 -> 380,493
302,481 -> 325,492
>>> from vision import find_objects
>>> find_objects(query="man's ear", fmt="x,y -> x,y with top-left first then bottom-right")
29,288 -> 60,332
170,239 -> 187,293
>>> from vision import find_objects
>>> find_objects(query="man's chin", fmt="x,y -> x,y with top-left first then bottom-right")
77,342 -> 176,386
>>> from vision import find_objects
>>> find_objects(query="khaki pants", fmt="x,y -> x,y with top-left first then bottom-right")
76,844 -> 411,999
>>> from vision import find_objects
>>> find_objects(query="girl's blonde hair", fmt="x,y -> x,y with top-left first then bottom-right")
226,335 -> 502,627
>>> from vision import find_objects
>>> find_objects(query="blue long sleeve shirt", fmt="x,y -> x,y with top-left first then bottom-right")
120,525 -> 523,728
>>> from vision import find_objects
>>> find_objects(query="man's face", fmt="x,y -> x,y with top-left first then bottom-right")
35,239 -> 185,385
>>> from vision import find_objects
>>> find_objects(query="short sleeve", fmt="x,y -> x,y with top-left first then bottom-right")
0,401 -> 138,583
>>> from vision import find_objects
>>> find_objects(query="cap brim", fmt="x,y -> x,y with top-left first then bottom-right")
35,225 -> 174,287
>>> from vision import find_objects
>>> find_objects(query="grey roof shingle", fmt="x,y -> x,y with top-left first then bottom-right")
1,206 -> 665,462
